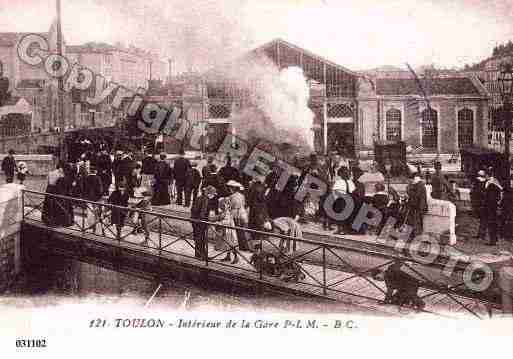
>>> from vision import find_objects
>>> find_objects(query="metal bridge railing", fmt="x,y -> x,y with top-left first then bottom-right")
21,189 -> 500,318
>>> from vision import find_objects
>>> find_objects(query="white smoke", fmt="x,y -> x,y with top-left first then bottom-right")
266,66 -> 315,149
219,57 -> 315,152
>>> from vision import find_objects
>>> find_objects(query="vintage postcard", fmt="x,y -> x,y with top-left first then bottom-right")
0,0 -> 512,356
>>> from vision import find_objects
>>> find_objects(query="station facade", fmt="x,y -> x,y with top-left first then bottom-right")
169,39 -> 490,157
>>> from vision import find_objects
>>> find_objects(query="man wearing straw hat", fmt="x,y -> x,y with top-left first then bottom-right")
191,185 -> 217,259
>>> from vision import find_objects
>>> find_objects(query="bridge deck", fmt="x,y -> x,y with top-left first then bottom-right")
22,203 -> 498,318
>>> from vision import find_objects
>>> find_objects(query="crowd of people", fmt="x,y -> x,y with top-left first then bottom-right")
10,142 -> 499,259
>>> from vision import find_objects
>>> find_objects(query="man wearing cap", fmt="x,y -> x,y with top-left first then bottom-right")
191,185 -> 217,259
471,170 -> 487,220
480,169 -> 503,245
405,171 -> 428,239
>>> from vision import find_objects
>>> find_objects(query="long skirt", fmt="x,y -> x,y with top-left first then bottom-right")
214,218 -> 238,252
42,184 -> 58,226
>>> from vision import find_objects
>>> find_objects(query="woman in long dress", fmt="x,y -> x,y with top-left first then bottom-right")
53,163 -> 76,227
42,162 -> 64,226
213,197 -> 239,264
227,181 -> 249,251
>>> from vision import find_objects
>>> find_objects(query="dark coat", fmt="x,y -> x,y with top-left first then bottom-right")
249,202 -> 271,231
471,179 -> 486,215
185,167 -> 202,189
154,161 -> 172,182
406,181 -> 428,236
484,180 -> 502,216
173,157 -> 191,183
96,153 -> 112,175
109,190 -> 130,225
191,194 -> 210,231
1,155 -> 15,176
54,176 -> 75,227
82,174 -> 104,202
112,158 -> 123,179
141,156 -> 157,175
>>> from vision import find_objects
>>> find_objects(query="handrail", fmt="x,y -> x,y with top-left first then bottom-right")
21,189 -> 498,317
20,189 -> 471,270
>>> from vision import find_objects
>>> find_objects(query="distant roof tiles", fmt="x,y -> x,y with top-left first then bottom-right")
376,77 -> 481,96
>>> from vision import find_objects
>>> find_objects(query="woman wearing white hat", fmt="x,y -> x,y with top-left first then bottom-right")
227,180 -> 249,251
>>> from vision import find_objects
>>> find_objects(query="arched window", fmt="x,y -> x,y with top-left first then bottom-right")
385,108 -> 401,141
458,108 -> 474,148
421,108 -> 438,149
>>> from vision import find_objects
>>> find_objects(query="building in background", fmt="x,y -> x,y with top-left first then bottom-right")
359,76 -> 489,154
66,42 -> 167,131
0,23 -> 69,136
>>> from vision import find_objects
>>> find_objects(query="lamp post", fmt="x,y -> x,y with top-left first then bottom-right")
498,62 -> 513,190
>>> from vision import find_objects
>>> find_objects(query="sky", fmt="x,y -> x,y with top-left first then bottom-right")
0,0 -> 512,71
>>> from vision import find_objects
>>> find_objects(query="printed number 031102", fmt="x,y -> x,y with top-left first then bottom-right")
15,339 -> 47,348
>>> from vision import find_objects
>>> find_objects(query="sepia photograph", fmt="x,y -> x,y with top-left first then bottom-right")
0,0 -> 512,356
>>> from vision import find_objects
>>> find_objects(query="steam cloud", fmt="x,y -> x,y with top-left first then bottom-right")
228,63 -> 315,152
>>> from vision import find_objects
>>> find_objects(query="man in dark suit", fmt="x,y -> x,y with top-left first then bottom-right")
96,149 -> 112,196
191,185 -> 217,259
2,149 -> 16,183
185,163 -> 202,208
83,165 -> 104,235
173,149 -> 191,206
480,168 -> 503,246
405,171 -> 428,239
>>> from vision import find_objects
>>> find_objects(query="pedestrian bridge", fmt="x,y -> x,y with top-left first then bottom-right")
5,187 -> 507,318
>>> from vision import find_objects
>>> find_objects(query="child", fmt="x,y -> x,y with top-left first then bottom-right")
17,161 -> 30,185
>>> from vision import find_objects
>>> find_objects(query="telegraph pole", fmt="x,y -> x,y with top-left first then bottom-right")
56,0 -> 66,162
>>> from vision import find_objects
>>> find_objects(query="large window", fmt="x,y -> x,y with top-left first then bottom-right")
458,108 -> 474,148
421,108 -> 438,149
385,108 -> 401,141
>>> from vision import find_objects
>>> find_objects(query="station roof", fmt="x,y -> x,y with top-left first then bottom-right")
250,38 -> 358,76
205,38 -> 359,81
